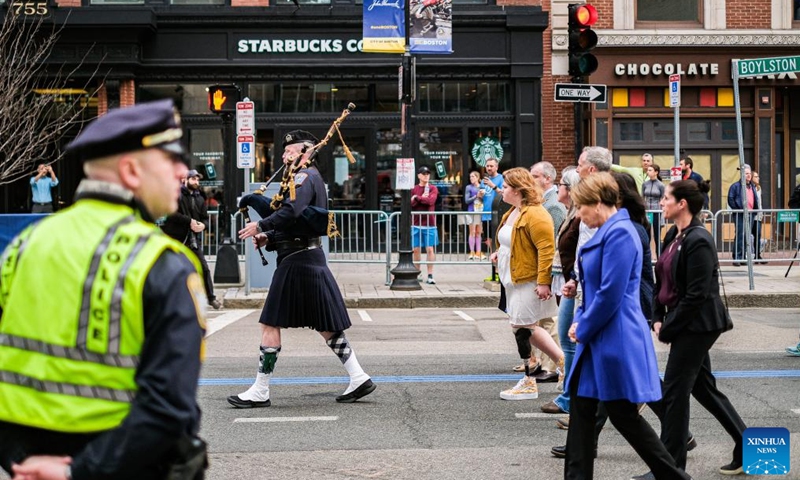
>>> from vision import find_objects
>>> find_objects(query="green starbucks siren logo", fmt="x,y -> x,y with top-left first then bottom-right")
471,137 -> 504,167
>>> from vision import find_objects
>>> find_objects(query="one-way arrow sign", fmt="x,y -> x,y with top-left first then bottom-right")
554,83 -> 607,103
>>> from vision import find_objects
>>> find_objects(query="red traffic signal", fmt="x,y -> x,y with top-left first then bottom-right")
571,4 -> 598,28
568,3 -> 599,78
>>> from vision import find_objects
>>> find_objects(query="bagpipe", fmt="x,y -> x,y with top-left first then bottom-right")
238,103 -> 357,265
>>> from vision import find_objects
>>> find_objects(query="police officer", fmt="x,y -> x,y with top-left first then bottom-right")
0,99 -> 208,480
229,130 -> 375,408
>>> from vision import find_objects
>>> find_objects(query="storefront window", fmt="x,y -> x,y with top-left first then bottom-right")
171,0 -> 224,4
636,0 -> 699,23
249,83 -> 373,113
138,84 -> 213,114
90,0 -> 144,4
419,128 -> 463,211
376,129 -> 402,213
796,0 -> 800,21
187,128 -> 225,206
721,120 -> 738,141
619,122 -> 644,142
653,121 -> 674,142
686,121 -> 711,142
418,82 -> 511,113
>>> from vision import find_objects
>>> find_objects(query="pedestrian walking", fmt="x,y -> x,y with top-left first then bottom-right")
727,164 -> 759,266
464,170 -> 486,260
0,99 -> 208,480
229,129 -> 375,408
563,173 -> 689,480
643,163 -> 665,256
490,167 -> 563,401
647,179 -> 746,477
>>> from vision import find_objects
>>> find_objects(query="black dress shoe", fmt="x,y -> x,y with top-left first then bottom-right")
227,395 -> 271,409
687,436 -> 697,451
534,370 -> 559,383
335,379 -> 376,403
550,445 -> 597,459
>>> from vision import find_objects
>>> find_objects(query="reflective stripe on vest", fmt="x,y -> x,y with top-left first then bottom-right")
0,369 -> 135,403
0,334 -> 138,368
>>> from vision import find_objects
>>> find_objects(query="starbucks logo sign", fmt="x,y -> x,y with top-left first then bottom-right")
471,137 -> 503,167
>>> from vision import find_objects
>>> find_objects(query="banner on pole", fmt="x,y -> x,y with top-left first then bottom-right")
409,0 -> 452,54
362,0 -> 406,54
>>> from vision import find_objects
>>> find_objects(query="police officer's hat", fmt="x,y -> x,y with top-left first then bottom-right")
282,130 -> 319,149
65,99 -> 188,164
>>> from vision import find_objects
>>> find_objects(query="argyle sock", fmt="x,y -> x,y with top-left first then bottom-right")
237,345 -> 280,402
327,332 -> 369,394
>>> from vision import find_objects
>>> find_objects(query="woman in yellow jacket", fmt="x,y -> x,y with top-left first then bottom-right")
491,167 -> 564,401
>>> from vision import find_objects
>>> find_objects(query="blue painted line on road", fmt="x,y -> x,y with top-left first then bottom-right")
199,370 -> 800,386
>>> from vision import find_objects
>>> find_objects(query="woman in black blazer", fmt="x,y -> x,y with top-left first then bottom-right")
652,180 -> 746,476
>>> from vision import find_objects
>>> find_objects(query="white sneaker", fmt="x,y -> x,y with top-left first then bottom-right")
426,275 -> 436,285
500,376 -> 538,400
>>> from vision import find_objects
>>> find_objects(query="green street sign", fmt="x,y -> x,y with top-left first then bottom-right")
777,211 -> 799,223
736,56 -> 800,78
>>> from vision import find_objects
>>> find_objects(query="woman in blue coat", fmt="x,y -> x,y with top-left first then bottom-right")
564,173 -> 688,480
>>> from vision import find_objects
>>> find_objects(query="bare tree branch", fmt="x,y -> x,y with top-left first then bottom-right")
0,12 -> 101,185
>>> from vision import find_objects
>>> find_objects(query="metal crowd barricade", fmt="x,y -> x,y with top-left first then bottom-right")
205,210 -> 247,257
327,210 -> 392,284
381,210 -> 496,283
646,209 -> 714,258
714,209 -> 800,264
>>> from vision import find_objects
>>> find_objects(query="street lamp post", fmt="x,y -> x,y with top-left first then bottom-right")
389,4 -> 422,291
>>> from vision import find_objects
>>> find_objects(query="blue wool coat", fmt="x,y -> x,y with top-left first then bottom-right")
566,209 -> 662,403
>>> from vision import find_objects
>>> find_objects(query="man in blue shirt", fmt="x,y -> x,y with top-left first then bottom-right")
30,163 -> 59,213
480,157 -> 504,280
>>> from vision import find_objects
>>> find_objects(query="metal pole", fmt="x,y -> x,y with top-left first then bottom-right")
244,167 -> 251,295
572,75 -> 582,162
674,104 -> 680,167
390,1 -> 421,290
732,60 -> 754,290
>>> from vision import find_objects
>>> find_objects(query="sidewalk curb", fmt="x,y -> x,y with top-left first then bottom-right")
222,292 -> 800,310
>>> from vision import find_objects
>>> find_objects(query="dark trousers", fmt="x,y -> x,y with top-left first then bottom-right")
732,213 -> 759,260
661,331 -> 746,470
565,358 -> 689,480
592,380 -> 692,448
188,241 -> 215,302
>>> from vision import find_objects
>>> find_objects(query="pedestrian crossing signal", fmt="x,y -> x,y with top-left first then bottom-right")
207,85 -> 241,113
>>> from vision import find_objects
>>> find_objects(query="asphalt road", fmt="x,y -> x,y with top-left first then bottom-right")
196,307 -> 800,480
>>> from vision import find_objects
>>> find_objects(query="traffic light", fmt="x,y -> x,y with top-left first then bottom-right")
568,3 -> 599,78
207,84 -> 240,113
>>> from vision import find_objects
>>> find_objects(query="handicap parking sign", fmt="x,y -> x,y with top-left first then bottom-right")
241,143 -> 250,154
237,135 -> 255,168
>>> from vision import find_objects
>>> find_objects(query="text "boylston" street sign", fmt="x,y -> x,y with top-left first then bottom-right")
736,56 -> 800,78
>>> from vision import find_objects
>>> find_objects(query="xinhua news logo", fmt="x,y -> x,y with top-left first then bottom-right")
743,427 -> 790,475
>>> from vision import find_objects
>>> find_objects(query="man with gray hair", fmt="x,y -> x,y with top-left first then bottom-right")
531,161 -> 567,237
611,152 -> 652,192
576,146 -> 612,178
727,163 -> 760,265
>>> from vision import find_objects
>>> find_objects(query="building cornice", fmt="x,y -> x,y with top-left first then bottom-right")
599,30 -> 800,47
553,30 -> 800,49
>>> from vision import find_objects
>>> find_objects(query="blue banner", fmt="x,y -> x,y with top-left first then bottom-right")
0,214 -> 46,254
362,0 -> 406,54
409,0 -> 452,54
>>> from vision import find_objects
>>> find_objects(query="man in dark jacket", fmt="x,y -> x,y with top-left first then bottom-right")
162,170 -> 222,309
727,164 -> 760,265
